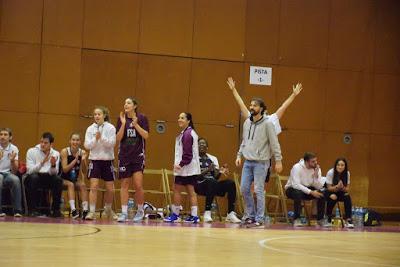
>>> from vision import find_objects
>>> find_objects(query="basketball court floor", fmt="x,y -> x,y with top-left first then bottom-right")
1,217 -> 399,267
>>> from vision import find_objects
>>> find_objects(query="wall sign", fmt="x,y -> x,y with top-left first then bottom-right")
249,66 -> 272,86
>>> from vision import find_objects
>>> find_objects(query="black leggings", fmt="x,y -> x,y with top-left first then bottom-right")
325,191 -> 352,220
195,179 -> 236,213
285,187 -> 325,220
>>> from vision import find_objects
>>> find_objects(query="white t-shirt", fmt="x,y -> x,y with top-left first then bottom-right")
0,143 -> 19,173
247,112 -> 282,135
325,168 -> 351,185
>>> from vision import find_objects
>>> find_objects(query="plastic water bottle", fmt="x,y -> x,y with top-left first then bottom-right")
127,198 -> 135,219
211,202 -> 217,220
265,215 -> 272,227
70,168 -> 77,181
60,197 -> 64,212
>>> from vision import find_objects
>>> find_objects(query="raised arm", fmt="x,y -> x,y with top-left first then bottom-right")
227,77 -> 249,118
275,82 -> 303,119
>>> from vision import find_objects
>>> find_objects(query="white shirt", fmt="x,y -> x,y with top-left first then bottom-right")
26,145 -> 60,175
207,153 -> 219,169
0,143 -> 19,173
285,159 -> 325,194
247,112 -> 282,135
325,168 -> 351,185
84,122 -> 116,160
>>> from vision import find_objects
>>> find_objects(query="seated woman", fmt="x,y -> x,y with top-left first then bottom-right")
60,133 -> 89,219
325,157 -> 354,228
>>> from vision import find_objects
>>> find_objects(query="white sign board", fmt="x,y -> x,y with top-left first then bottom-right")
249,66 -> 272,86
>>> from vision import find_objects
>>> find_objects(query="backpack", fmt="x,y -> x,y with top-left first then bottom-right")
364,209 -> 382,226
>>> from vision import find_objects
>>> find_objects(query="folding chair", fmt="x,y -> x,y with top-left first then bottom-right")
265,174 -> 289,223
127,168 -> 169,212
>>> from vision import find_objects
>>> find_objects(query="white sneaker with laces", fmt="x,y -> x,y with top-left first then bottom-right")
103,208 -> 118,220
85,212 -> 96,220
132,209 -> 144,222
317,219 -> 333,228
293,218 -> 304,227
0,212 -> 6,217
225,211 -> 241,223
345,221 -> 354,229
203,210 -> 213,223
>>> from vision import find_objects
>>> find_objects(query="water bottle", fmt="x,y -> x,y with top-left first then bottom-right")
264,215 -> 272,227
127,198 -> 135,219
60,197 -> 64,212
211,202 -> 217,220
300,216 -> 307,225
70,168 -> 77,181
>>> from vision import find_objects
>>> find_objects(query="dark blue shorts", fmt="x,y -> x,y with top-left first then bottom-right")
87,160 -> 115,181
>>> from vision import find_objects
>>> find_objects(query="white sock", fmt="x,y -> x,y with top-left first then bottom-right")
90,204 -> 96,213
172,204 -> 180,215
191,206 -> 198,217
82,201 -> 88,211
122,205 -> 128,214
137,204 -> 144,212
69,200 -> 76,211
105,203 -> 112,210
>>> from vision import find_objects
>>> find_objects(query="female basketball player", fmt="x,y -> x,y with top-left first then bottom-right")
84,106 -> 117,220
116,98 -> 149,222
164,113 -> 201,223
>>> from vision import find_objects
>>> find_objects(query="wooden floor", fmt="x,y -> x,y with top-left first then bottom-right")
1,219 -> 400,267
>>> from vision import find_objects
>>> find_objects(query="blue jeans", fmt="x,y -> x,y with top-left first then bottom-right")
0,172 -> 22,212
240,160 -> 270,222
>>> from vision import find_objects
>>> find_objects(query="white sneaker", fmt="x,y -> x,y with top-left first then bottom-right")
203,210 -> 213,223
345,220 -> 354,229
85,212 -> 96,220
317,219 -> 333,228
103,208 -> 118,220
225,211 -> 241,223
132,209 -> 144,222
293,218 -> 304,227
0,212 -> 6,217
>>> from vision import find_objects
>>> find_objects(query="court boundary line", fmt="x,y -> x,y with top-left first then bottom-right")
258,235 -> 400,267
0,225 -> 101,240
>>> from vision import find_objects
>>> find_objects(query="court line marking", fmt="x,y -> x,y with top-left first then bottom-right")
0,225 -> 101,240
258,235 -> 400,267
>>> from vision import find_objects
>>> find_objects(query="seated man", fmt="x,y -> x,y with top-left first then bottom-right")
0,128 -> 22,217
25,132 -> 63,217
285,152 -> 329,227
194,138 -> 241,223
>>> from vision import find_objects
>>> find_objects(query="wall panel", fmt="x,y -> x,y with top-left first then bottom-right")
0,0 -> 43,43
323,70 -> 373,133
0,42 -> 41,113
275,66 -> 325,131
327,0 -> 376,71
42,0 -> 84,47
245,0 -> 280,64
139,0 -> 194,57
80,49 -> 137,118
374,0 -> 400,74
369,135 -> 400,207
189,59 -> 244,125
83,0 -> 140,52
279,0 -> 329,68
136,54 -> 191,122
193,0 -> 246,61
39,46 -> 81,115
371,74 -> 400,135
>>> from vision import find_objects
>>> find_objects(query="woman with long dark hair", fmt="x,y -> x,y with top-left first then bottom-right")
164,112 -> 201,223
325,157 -> 354,228
116,97 -> 149,222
